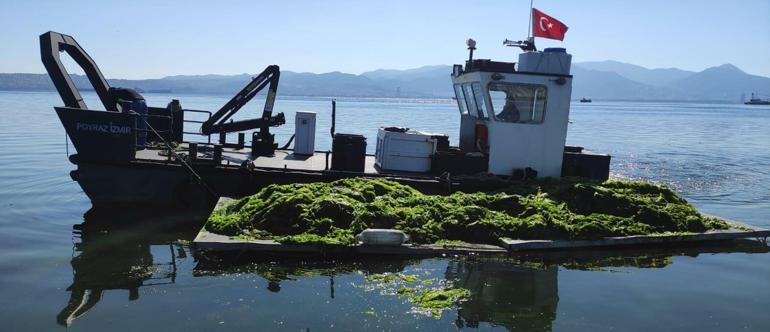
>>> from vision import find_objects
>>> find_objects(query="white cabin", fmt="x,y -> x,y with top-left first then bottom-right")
450,48 -> 573,177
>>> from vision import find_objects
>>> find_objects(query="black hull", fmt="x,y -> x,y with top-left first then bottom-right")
73,162 -> 214,207
70,147 -> 610,207
70,159 -> 455,207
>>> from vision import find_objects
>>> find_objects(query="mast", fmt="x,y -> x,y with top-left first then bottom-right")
527,0 -> 534,39
502,0 -> 536,51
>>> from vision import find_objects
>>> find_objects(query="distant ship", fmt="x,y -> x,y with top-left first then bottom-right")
579,97 -> 592,103
745,93 -> 770,105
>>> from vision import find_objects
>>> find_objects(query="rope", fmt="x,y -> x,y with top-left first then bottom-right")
138,114 -> 218,198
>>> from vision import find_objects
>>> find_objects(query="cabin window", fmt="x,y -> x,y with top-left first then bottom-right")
488,83 -> 547,124
453,84 -> 469,115
472,82 -> 489,119
462,84 -> 479,118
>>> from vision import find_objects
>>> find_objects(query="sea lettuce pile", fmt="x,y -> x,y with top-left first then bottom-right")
205,178 -> 729,245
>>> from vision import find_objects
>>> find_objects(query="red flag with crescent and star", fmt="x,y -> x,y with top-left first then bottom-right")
532,8 -> 568,41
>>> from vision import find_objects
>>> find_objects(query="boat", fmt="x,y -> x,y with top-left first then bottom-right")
41,31 -> 610,207
745,93 -> 770,105
579,97 -> 592,103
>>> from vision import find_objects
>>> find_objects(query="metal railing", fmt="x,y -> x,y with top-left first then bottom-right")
182,109 -> 213,144
135,114 -> 174,149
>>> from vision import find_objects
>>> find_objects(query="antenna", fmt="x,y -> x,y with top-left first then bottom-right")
466,38 -> 476,62
466,38 -> 477,69
527,0 -> 534,38
503,38 -> 536,52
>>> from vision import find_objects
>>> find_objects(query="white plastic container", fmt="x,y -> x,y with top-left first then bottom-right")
375,128 -> 440,172
294,111 -> 316,155
356,229 -> 410,246
518,48 -> 572,75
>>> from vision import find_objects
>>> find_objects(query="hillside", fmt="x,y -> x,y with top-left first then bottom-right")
575,60 -> 694,86
664,64 -> 770,101
2,61 -> 768,101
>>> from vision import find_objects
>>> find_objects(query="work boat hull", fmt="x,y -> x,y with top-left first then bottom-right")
56,105 -> 609,207
72,162 -> 212,207
68,143 -> 610,207
67,148 -> 449,207
41,31 -> 611,207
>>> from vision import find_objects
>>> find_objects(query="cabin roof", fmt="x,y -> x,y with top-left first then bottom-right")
456,59 -> 573,79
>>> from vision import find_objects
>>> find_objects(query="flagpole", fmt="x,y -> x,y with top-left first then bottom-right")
527,0 -> 534,38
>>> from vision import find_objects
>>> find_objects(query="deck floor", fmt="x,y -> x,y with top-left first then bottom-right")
136,144 -> 379,174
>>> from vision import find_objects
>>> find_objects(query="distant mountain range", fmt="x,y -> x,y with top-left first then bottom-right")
570,61 -> 770,101
1,60 -> 768,102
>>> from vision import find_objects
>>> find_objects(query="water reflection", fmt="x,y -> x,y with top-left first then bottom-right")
193,241 -> 767,331
58,206 -> 768,330
449,261 -> 558,330
57,206 -> 207,326
194,253 -> 416,297
447,242 -> 768,330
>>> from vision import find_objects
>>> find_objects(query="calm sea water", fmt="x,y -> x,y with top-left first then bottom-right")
1,90 -> 769,331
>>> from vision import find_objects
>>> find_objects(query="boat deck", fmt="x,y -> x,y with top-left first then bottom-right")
135,144 -> 388,175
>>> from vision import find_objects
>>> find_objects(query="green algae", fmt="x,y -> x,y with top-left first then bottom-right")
275,233 -> 348,245
366,272 -> 419,284
407,288 -> 471,318
364,272 -> 469,318
205,177 -> 730,245
275,229 -> 356,245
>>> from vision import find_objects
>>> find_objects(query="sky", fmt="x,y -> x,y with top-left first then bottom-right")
1,0 -> 769,79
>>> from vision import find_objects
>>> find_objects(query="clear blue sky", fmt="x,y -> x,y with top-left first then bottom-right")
1,0 -> 768,79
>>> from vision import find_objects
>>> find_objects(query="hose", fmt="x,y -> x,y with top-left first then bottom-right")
280,134 -> 296,150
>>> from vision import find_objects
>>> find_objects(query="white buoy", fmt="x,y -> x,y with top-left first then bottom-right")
356,229 -> 410,246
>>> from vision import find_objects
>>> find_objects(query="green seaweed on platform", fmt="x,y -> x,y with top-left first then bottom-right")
205,177 -> 730,245
275,230 -> 356,246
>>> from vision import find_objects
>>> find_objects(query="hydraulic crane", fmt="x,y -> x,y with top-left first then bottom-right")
200,65 -> 285,156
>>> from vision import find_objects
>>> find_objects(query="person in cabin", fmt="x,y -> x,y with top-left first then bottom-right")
497,94 -> 521,122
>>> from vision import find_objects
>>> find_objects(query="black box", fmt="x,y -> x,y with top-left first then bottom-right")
431,151 -> 488,175
332,133 -> 367,172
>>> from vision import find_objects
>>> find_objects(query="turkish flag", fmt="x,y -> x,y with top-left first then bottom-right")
532,8 -> 568,41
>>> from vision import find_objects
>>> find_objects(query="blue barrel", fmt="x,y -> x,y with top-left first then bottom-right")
131,99 -> 148,149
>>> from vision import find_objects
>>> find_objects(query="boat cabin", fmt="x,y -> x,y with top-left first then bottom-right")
450,48 -> 573,178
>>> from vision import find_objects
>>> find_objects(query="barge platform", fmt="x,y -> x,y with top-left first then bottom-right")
193,199 -> 770,256
193,222 -> 770,256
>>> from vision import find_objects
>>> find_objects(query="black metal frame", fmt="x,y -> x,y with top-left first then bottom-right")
200,65 -> 284,135
42,31 -> 286,159
200,65 -> 285,155
40,31 -> 115,112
